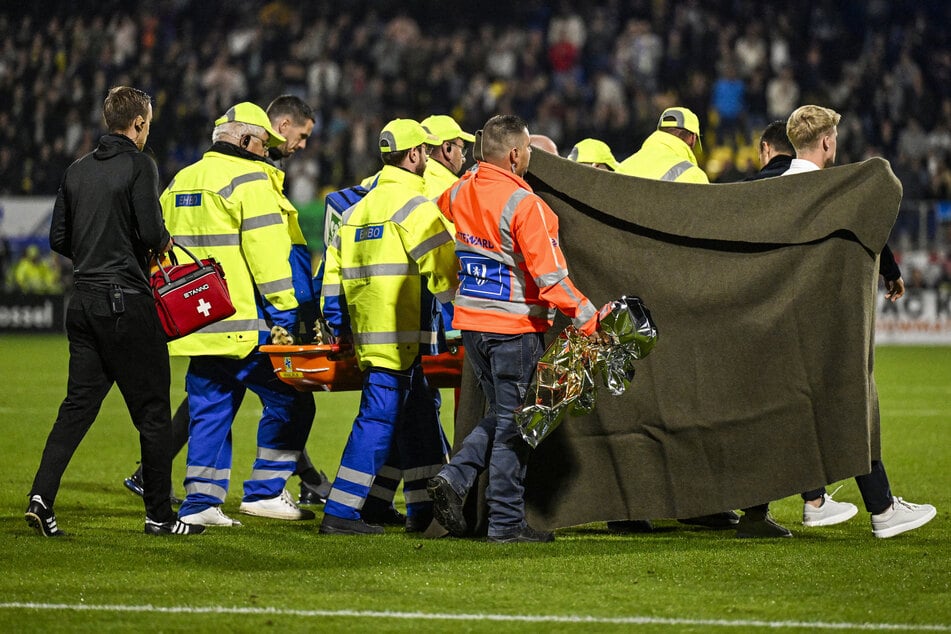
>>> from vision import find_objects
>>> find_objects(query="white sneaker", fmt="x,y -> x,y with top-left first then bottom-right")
802,491 -> 858,527
239,489 -> 316,520
179,505 -> 242,527
871,497 -> 937,538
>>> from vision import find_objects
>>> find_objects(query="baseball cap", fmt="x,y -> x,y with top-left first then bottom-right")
420,115 -> 476,144
658,106 -> 702,150
215,102 -> 286,148
567,138 -> 620,171
379,118 -> 439,153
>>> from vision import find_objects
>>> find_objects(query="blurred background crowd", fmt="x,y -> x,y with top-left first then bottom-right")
1,0 -> 950,293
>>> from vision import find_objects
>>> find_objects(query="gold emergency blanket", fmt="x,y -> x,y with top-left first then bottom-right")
452,150 -> 900,530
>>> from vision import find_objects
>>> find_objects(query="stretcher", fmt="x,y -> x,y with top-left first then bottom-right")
261,341 -> 464,392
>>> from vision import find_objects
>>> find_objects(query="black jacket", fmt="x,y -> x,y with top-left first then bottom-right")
50,134 -> 170,293
746,153 -> 901,281
745,154 -> 793,181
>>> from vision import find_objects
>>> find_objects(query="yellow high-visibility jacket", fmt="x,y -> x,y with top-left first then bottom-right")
616,131 -> 710,183
161,146 -> 298,359
321,164 -> 458,371
423,158 -> 460,200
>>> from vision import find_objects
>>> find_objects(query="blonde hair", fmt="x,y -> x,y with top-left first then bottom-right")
786,105 -> 841,152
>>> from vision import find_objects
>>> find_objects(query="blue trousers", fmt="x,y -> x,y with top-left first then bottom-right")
439,331 -> 544,538
324,359 -> 448,522
178,352 -> 314,517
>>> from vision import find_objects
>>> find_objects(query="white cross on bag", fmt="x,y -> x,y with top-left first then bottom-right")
196,298 -> 212,317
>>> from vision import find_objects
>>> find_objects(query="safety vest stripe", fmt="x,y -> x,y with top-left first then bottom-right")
377,465 -> 402,480
197,318 -> 267,334
661,161 -> 694,181
341,263 -> 415,279
217,171 -> 268,198
404,488 -> 432,504
389,196 -> 430,224
175,234 -> 241,248
184,481 -> 228,500
249,468 -> 294,481
435,288 -> 455,304
573,298 -> 598,325
322,282 -> 341,296
409,231 -> 454,262
402,464 -> 443,482
499,189 -> 530,257
354,330 -> 437,346
337,465 -> 375,487
186,465 -> 232,481
327,488 -> 365,509
455,241 -> 518,268
536,268 -> 569,288
368,483 -> 396,500
256,447 -> 300,463
456,295 -> 552,319
258,277 -> 294,295
242,212 -> 284,232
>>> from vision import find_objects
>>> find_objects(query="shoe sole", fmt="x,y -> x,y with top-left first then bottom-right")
872,506 -> 937,538
179,516 -> 242,527
25,512 -> 59,537
427,478 -> 467,537
238,506 -> 315,521
802,505 -> 859,527
123,478 -> 144,497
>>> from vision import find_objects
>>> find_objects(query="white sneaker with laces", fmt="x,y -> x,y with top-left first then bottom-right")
179,505 -> 242,527
239,489 -> 316,520
871,496 -> 936,538
802,489 -> 859,527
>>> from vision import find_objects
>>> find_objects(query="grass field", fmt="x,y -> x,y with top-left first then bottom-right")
0,335 -> 948,633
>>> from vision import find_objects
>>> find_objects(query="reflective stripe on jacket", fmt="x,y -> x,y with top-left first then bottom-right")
437,162 -> 598,336
321,164 -> 459,371
161,148 -> 298,359
616,131 -> 710,183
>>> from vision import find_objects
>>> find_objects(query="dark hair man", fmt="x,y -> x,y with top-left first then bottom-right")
26,86 -> 202,537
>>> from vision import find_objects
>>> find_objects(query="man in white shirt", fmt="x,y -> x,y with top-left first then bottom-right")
780,105 -> 936,538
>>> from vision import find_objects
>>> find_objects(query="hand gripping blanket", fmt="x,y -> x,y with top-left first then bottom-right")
452,150 -> 901,530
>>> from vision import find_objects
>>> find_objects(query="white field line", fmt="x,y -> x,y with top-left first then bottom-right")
0,603 -> 948,631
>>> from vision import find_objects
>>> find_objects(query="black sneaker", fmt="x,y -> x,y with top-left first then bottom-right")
25,495 -> 64,537
735,514 -> 793,538
124,470 -> 183,505
488,525 -> 555,543
144,518 -> 206,535
678,511 -> 740,529
606,519 -> 654,534
319,514 -> 385,535
299,471 -> 332,505
427,475 -> 467,537
361,506 -> 406,526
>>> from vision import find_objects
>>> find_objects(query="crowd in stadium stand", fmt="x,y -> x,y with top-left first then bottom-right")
0,1 -> 949,283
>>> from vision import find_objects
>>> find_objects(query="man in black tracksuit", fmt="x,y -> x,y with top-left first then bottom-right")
25,86 -> 203,537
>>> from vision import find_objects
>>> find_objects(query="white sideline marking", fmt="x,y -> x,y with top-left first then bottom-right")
0,603 -> 948,631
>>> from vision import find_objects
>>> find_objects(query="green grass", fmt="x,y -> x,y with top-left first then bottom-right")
0,336 -> 948,632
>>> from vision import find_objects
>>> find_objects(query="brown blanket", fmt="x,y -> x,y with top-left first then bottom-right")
453,150 -> 901,530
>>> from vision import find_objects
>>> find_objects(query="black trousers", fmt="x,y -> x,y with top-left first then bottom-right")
30,285 -> 175,523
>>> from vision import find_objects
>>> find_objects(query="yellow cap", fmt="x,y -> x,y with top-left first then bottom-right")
420,115 -> 476,143
379,118 -> 439,153
567,138 -> 620,171
215,102 -> 286,148
658,107 -> 702,150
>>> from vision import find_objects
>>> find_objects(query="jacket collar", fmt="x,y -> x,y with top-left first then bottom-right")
378,164 -> 426,193
644,130 -> 699,166
473,161 -> 534,191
